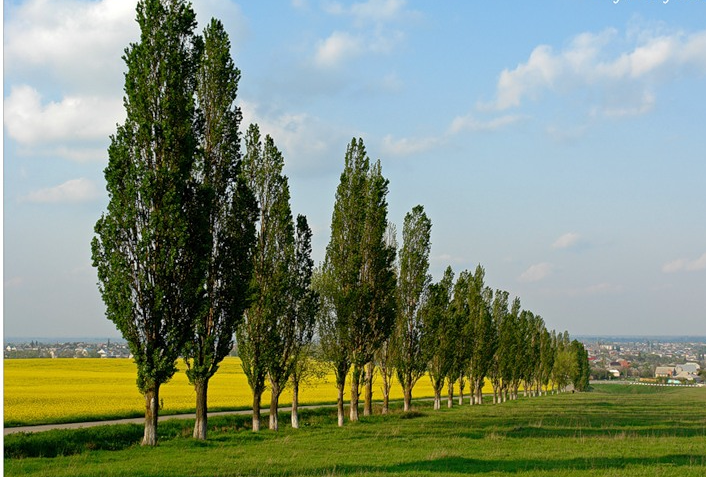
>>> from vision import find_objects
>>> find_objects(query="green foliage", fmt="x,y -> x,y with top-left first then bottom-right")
421,266 -> 455,401
182,17 -> 257,387
394,205 -> 432,400
320,138 -> 396,412
237,124 -> 294,404
91,0 -> 203,398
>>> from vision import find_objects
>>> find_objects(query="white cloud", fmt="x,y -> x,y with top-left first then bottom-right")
519,262 -> 553,283
324,0 -> 409,25
4,0 -> 138,92
241,101 -> 349,175
569,282 -> 623,297
486,27 -> 706,114
662,253 -> 706,273
552,232 -> 581,249
448,114 -> 523,134
314,29 -> 404,68
381,135 -> 441,156
4,85 -> 124,146
315,31 -> 365,67
314,0 -> 412,68
21,178 -> 103,204
25,178 -> 103,203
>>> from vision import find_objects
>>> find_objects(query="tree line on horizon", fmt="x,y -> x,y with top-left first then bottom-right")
91,0 -> 589,447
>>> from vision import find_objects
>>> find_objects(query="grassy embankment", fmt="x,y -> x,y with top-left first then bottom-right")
5,384 -> 706,476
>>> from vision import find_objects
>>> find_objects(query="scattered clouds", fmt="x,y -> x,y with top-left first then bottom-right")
552,232 -> 581,250
21,178 -> 103,204
315,31 -> 365,67
519,262 -> 553,283
314,0 -> 415,68
484,27 -> 706,116
323,0 -> 411,25
241,101 -> 350,175
4,0 -> 138,93
568,282 -> 623,297
381,113 -> 521,157
381,135 -> 442,156
448,114 -> 523,134
4,85 -> 123,146
314,29 -> 404,68
662,253 -> 706,273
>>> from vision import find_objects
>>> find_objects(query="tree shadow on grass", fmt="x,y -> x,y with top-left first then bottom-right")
311,454 -> 706,475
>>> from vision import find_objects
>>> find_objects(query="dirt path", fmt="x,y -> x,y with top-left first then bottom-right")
4,405 -> 320,436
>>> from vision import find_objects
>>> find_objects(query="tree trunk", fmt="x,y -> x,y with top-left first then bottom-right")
476,385 -> 483,405
458,377 -> 465,405
269,382 -> 280,431
447,378 -> 454,408
252,391 -> 262,432
291,380 -> 300,429
381,378 -> 390,414
350,364 -> 360,421
142,384 -> 160,446
337,381 -> 345,427
433,388 -> 441,410
193,379 -> 208,440
363,362 -> 374,417
403,384 -> 412,412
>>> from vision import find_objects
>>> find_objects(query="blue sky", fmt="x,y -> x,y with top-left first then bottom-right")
4,0 -> 706,338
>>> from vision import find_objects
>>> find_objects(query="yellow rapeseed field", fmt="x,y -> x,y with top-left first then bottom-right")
4,358 -> 494,426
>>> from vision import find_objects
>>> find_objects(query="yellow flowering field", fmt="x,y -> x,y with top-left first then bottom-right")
4,358 -> 493,426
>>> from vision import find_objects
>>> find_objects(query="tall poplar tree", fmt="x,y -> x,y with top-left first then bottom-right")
266,215 -> 317,431
322,138 -> 395,424
91,0 -> 202,446
182,18 -> 257,441
394,205 -> 432,412
237,124 -> 294,432
421,266 -> 455,410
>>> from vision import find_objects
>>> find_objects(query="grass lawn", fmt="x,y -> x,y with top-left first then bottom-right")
5,383 -> 706,476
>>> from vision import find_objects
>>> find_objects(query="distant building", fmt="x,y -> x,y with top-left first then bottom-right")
655,366 -> 675,378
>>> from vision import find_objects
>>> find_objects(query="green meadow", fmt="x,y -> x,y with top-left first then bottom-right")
5,384 -> 706,476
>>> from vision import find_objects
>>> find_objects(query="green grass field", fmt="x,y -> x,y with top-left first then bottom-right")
5,384 -> 706,476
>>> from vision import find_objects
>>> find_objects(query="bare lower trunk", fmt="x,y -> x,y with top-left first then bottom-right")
291,380 -> 300,429
350,364 -> 360,421
363,362 -> 374,417
403,385 -> 412,412
382,378 -> 390,414
193,379 -> 208,440
337,381 -> 345,427
447,378 -> 454,408
433,388 -> 441,410
458,377 -> 465,405
269,382 -> 280,431
142,384 -> 160,446
252,391 -> 262,432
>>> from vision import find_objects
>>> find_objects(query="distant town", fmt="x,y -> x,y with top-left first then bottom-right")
5,336 -> 706,384
580,336 -> 705,384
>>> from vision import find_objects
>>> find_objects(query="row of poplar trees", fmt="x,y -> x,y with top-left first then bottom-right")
92,0 -> 589,447
92,0 -> 318,445
316,140 -> 591,427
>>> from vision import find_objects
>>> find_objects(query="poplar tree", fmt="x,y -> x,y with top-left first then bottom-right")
394,205 -> 432,412
91,0 -> 202,446
182,18 -> 257,441
322,138 -> 395,424
237,125 -> 294,432
266,215 -> 317,431
421,266 -> 455,410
